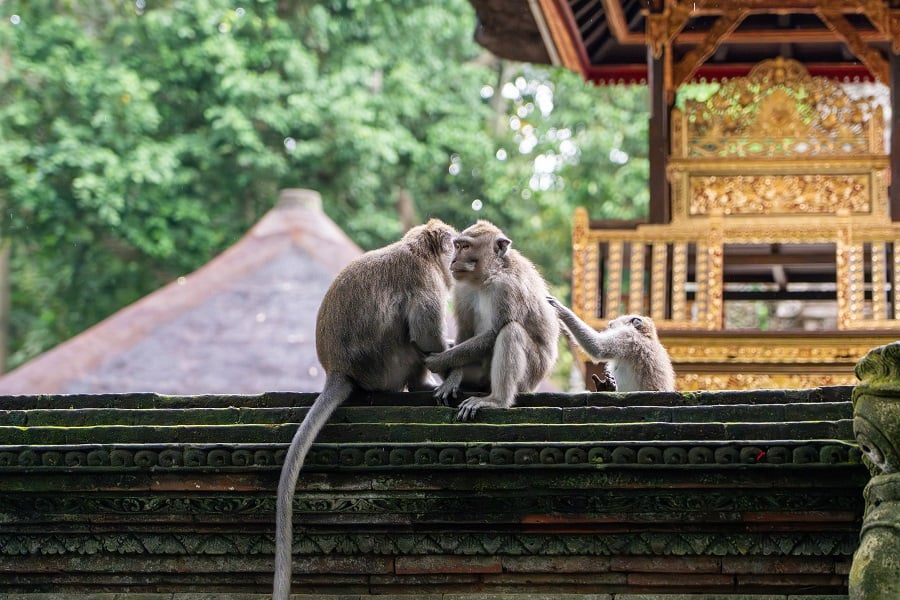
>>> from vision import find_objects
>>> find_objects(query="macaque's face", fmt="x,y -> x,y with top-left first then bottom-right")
450,234 -> 485,281
450,222 -> 511,283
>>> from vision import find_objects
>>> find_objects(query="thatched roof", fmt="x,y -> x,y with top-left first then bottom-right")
0,189 -> 362,395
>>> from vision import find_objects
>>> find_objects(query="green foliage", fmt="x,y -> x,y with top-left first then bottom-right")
0,0 -> 648,373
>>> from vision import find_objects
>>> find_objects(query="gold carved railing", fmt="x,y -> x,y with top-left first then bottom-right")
570,58 -> 900,390
571,210 -> 900,332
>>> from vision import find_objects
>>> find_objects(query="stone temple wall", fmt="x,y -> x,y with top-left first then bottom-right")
4,361 -> 891,600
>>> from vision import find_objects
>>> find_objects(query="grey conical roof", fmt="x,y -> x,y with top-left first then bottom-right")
0,189 -> 361,395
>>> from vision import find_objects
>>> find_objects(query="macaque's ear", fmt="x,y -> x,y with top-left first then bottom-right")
495,236 -> 511,257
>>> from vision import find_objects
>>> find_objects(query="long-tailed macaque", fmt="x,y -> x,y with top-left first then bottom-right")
273,219 -> 456,599
425,220 -> 559,420
548,296 -> 676,392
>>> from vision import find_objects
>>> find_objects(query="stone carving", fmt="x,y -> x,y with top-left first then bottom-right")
0,487 -> 862,519
853,343 -> 900,474
0,441 -> 863,470
0,530 -> 861,559
850,342 -> 900,599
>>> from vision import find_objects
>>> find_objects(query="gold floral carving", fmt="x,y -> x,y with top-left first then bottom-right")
666,342 -> 877,364
645,3 -> 692,59
672,57 -> 884,159
677,373 -> 856,392
688,174 -> 871,216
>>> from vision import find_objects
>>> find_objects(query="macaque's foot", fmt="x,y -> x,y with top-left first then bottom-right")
456,395 -> 506,421
434,370 -> 463,406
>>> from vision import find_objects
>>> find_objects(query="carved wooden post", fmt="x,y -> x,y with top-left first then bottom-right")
850,342 -> 900,599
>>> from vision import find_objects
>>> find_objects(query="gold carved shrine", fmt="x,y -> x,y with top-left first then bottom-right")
572,58 -> 900,390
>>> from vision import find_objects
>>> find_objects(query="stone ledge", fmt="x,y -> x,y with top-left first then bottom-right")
0,388 -> 864,596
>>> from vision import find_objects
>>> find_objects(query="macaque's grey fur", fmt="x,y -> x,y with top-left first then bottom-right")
273,219 -> 456,599
425,220 -> 559,420
548,297 -> 675,392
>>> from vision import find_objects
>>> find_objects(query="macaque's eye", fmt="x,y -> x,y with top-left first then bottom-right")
630,317 -> 643,327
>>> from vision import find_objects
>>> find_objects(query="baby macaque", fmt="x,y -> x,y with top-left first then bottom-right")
548,297 -> 675,392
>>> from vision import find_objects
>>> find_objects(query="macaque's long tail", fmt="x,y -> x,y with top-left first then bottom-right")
273,374 -> 353,600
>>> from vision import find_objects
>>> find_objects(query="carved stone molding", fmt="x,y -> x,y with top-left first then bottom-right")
0,487 -> 863,519
0,440 -> 864,470
0,530 -> 861,559
850,342 -> 900,599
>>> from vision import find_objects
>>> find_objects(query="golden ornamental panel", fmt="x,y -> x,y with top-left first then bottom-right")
672,57 -> 884,160
666,342 -> 878,364
677,372 -> 857,391
688,174 -> 872,216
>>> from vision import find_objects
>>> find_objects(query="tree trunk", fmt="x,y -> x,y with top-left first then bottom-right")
396,187 -> 418,232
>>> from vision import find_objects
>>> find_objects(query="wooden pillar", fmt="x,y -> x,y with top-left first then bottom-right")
891,51 -> 900,221
648,45 -> 670,224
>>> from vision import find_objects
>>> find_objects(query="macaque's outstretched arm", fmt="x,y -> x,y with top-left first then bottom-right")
547,296 -> 617,361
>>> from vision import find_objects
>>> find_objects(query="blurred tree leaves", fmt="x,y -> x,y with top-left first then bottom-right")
0,0 -> 647,370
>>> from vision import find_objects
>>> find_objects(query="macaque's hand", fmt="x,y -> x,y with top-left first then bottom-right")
433,369 -> 463,405
546,295 -> 563,312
